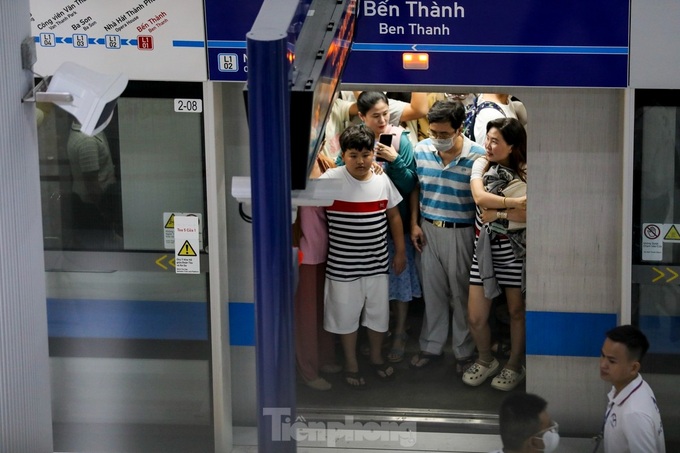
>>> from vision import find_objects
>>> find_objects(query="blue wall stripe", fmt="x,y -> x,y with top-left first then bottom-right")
46,299 -> 258,345
526,311 -> 617,357
47,300 -> 622,355
47,298 -> 208,340
228,302 -> 255,346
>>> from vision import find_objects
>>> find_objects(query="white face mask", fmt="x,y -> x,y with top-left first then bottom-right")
534,430 -> 560,453
430,137 -> 453,152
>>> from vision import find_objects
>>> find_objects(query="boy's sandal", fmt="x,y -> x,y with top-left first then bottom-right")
387,333 -> 409,363
343,371 -> 367,390
409,351 -> 444,369
370,362 -> 396,381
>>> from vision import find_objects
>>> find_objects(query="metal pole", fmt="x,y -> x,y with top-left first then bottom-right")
247,25 -> 296,453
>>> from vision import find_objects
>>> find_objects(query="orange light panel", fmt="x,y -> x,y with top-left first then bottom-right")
402,52 -> 429,70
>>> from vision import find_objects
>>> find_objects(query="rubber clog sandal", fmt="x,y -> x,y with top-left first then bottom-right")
490,366 -> 526,391
462,358 -> 500,387
409,351 -> 444,369
370,362 -> 396,382
387,333 -> 409,363
343,371 -> 367,390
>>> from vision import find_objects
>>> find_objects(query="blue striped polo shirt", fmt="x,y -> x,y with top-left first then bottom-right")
414,137 -> 485,224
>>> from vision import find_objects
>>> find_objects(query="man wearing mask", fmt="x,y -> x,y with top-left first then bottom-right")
409,100 -> 484,374
598,325 -> 665,453
490,392 -> 560,453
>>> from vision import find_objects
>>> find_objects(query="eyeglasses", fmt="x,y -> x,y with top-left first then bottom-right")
428,130 -> 456,140
533,422 -> 559,437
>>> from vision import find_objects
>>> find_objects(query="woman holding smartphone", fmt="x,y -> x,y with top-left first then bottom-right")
355,91 -> 420,363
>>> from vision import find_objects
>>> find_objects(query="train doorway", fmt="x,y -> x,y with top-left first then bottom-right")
295,87 -> 523,434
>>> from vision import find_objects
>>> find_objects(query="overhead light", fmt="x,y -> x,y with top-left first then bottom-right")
402,52 -> 429,70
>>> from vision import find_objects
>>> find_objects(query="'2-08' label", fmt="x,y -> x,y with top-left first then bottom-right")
174,99 -> 203,113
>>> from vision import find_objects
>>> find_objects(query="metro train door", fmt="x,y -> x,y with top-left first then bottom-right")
632,89 -> 680,371
631,90 -> 680,447
38,81 -> 212,453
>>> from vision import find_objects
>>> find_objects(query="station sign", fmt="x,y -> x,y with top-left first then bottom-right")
205,0 -> 629,88
204,0 -> 264,81
29,0 -> 207,81
342,0 -> 630,87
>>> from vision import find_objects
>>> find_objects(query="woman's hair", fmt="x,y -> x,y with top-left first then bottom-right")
356,91 -> 389,115
486,117 -> 527,181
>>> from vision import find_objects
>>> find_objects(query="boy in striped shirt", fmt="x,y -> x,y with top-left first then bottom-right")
319,124 -> 406,388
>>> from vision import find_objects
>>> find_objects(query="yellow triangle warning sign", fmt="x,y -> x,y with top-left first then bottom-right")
178,240 -> 197,256
664,225 -> 680,241
165,214 -> 175,229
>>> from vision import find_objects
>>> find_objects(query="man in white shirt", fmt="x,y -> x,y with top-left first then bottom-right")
489,392 -> 559,453
599,325 -> 666,453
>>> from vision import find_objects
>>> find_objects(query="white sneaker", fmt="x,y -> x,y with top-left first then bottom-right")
490,366 -> 526,391
462,358 -> 500,387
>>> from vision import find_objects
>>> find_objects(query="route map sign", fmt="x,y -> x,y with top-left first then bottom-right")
30,0 -> 207,80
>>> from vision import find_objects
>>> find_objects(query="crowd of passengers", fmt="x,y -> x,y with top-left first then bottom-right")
294,91 -> 528,391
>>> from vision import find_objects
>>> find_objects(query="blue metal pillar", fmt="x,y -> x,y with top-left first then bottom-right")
247,9 -> 296,452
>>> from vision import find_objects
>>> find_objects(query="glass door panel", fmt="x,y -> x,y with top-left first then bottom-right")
38,82 -> 212,453
633,90 -> 680,374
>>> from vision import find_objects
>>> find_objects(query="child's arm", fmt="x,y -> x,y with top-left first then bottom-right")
386,206 -> 406,275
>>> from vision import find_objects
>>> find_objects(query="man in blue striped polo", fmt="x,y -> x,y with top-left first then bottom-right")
409,100 -> 485,374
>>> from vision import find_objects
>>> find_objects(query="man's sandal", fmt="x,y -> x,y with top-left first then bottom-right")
409,351 -> 444,369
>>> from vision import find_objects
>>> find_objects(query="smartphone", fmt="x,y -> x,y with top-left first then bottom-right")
376,133 -> 393,161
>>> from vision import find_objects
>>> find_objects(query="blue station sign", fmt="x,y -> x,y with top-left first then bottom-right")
204,0 -> 263,81
204,0 -> 630,87
342,0 -> 630,87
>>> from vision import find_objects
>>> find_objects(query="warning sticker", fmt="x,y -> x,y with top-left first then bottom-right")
178,240 -> 197,257
642,223 -> 680,262
163,212 -> 202,250
664,225 -> 680,241
642,223 -> 663,261
174,215 -> 200,274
